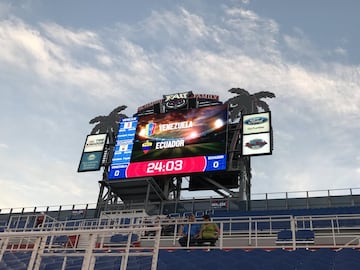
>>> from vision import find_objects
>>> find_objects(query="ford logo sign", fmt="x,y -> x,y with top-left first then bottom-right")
244,117 -> 268,125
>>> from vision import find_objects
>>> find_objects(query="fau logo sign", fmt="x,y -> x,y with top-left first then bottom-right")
163,91 -> 193,110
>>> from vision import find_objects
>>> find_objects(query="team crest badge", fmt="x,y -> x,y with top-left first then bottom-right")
142,141 -> 153,154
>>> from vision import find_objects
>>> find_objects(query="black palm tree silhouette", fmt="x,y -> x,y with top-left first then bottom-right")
226,88 -> 275,121
89,105 -> 128,135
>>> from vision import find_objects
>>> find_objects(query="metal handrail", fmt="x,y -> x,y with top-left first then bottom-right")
1,187 -> 359,215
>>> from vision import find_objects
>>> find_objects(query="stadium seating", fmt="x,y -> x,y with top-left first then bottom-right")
276,229 -> 315,244
1,203 -> 360,269
2,248 -> 359,270
155,249 -> 360,270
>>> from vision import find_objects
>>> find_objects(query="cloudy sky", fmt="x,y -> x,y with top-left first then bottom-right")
0,0 -> 359,209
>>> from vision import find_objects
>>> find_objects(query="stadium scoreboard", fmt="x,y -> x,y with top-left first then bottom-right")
109,104 -> 228,180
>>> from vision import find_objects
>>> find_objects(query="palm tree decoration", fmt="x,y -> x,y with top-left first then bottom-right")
226,88 -> 275,122
89,105 -> 128,136
226,88 -> 275,203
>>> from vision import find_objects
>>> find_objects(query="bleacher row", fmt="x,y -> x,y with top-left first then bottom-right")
3,205 -> 360,231
157,207 -> 360,247
210,206 -> 360,233
1,249 -> 360,270
1,206 -> 360,269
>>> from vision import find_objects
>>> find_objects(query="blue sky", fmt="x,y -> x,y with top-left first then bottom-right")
0,0 -> 359,208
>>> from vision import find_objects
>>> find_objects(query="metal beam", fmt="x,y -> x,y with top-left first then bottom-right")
203,176 -> 237,197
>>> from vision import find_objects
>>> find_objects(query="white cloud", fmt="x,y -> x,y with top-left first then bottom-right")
285,65 -> 360,115
40,23 -> 104,51
0,143 -> 8,149
334,47 -> 347,56
96,54 -> 113,66
0,18 -> 120,99
283,29 -> 315,56
0,5 -> 359,208
143,7 -> 209,42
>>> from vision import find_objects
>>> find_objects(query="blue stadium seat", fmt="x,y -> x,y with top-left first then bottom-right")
110,234 -> 128,243
276,230 -> 292,242
276,229 -> 314,244
44,261 -> 63,270
53,235 -> 69,246
295,230 -> 314,242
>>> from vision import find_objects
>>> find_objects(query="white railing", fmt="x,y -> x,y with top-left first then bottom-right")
139,213 -> 360,251
0,225 -> 162,270
1,211 -> 360,270
0,187 -> 359,217
5,211 -> 360,251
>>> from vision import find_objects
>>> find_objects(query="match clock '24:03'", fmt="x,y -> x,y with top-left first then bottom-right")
147,160 -> 183,173
125,156 -> 226,178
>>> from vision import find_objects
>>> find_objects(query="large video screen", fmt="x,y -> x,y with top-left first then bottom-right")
109,104 -> 228,179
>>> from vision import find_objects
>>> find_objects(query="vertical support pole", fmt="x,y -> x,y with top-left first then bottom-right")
291,216 -> 296,251
33,236 -> 48,270
61,257 -> 67,270
306,191 -> 309,209
219,223 -> 224,250
176,177 -> 182,201
57,206 -> 62,220
81,233 -> 97,270
7,208 -> 13,223
163,178 -> 170,200
120,232 -> 133,270
0,238 -> 9,262
247,157 -> 251,210
27,236 -> 42,270
145,182 -> 151,211
151,226 -> 161,270
95,181 -> 106,218
160,201 -> 164,216
265,193 -> 269,210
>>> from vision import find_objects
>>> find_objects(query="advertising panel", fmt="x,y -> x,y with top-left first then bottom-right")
241,111 -> 272,157
242,132 -> 271,156
242,112 -> 271,135
83,134 -> 107,152
78,133 -> 107,172
78,152 -> 104,172
109,104 -> 228,179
